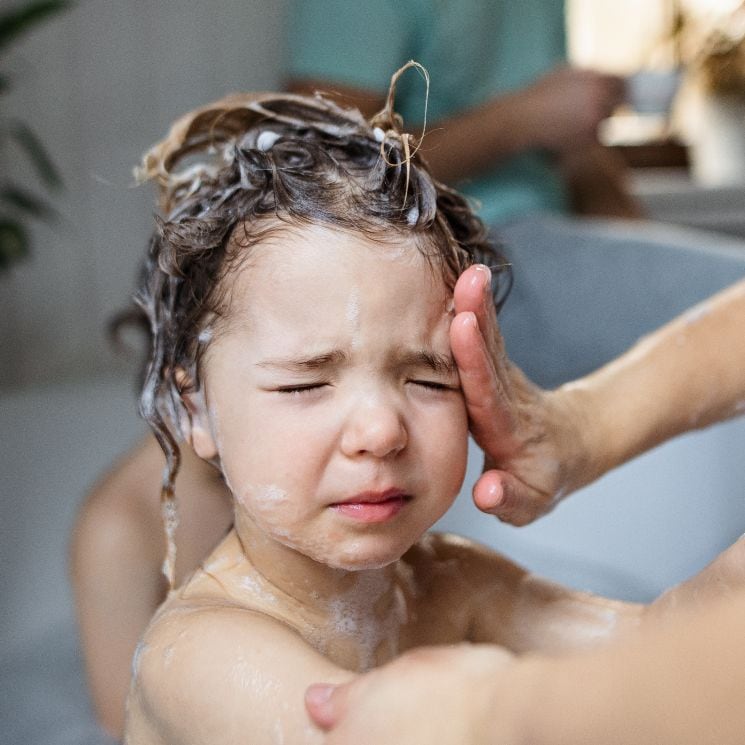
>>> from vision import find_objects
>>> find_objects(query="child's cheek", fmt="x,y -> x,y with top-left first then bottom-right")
235,484 -> 298,533
235,482 -> 348,561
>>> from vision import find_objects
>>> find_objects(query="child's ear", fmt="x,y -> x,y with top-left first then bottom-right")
174,368 -> 218,461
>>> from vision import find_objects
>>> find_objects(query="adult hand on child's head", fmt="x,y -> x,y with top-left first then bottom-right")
449,265 -> 592,525
305,644 -> 519,745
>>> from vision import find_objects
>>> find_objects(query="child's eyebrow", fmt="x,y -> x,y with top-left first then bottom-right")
255,348 -> 457,376
255,349 -> 350,372
397,350 -> 458,376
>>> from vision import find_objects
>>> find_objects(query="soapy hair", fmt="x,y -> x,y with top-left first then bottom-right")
133,65 -> 510,586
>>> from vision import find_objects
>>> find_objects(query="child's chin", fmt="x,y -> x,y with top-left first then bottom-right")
326,544 -> 409,571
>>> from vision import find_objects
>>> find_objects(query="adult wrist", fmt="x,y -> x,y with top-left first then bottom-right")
543,382 -> 605,497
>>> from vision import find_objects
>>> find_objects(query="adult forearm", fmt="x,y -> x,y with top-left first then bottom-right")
419,92 -> 547,183
516,591 -> 745,745
561,277 -> 745,486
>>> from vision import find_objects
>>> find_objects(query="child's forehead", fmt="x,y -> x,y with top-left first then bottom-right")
214,221 -> 453,335
229,221 -> 447,289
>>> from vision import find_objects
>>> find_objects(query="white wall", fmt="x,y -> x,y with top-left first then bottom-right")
0,1 -> 288,388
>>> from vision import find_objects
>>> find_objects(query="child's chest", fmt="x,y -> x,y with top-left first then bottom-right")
293,567 -> 475,672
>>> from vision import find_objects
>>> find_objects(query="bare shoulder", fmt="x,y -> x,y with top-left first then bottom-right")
395,533 -> 530,647
125,602 -> 352,745
405,532 -> 527,589
413,534 -> 642,654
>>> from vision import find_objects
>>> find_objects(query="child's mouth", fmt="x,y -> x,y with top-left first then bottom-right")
330,489 -> 411,523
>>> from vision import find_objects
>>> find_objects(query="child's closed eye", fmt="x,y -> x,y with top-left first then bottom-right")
409,379 -> 460,393
274,383 -> 330,397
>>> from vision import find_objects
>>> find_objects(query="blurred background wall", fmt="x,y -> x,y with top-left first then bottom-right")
1,1 -> 287,388
2,0 -> 744,388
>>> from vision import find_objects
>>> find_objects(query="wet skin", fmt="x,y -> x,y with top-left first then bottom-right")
124,226 -> 642,745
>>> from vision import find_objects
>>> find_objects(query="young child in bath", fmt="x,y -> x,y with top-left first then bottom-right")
122,81 -> 723,744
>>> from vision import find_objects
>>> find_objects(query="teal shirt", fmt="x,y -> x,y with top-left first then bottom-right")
286,0 -> 569,225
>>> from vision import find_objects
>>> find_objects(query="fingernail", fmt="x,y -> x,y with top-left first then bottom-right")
484,481 -> 503,508
470,264 -> 491,289
460,311 -> 477,329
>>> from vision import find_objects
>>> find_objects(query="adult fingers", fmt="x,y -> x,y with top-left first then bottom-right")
450,310 -> 515,456
305,683 -> 348,731
453,264 -> 506,361
472,469 -> 553,526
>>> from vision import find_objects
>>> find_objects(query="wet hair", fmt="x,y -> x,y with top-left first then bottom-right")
134,67 -> 510,585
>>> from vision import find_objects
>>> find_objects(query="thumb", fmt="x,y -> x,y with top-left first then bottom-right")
473,470 -> 551,526
305,682 -> 349,730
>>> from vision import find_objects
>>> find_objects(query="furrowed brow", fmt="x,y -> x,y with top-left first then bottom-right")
256,349 -> 350,373
399,349 -> 458,376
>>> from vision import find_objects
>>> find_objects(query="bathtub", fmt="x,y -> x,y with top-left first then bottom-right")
1,217 -> 744,742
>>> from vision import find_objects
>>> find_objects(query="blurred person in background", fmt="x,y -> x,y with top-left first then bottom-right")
285,0 -> 643,224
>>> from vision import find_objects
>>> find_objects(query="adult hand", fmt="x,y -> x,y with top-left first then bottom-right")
305,644 -> 521,745
449,265 -> 594,524
523,65 -> 625,152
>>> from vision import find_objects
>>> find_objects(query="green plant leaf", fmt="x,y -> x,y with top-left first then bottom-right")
0,184 -> 58,221
9,121 -> 62,190
0,218 -> 29,270
0,0 -> 72,54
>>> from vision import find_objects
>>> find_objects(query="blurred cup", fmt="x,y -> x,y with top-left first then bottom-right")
625,69 -> 682,115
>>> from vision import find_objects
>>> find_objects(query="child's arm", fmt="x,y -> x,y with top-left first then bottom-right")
125,606 -> 354,745
70,435 -> 232,739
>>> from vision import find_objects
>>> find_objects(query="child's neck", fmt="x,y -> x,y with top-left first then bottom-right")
229,517 -> 409,670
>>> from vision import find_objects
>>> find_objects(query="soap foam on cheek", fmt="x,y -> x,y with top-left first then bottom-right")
238,484 -> 304,543
237,483 -> 349,562
241,484 -> 292,523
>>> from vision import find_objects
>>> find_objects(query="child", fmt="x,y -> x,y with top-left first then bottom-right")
122,80 -> 712,744
70,432 -> 232,737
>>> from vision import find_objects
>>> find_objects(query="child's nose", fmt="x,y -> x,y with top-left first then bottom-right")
340,393 -> 407,459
